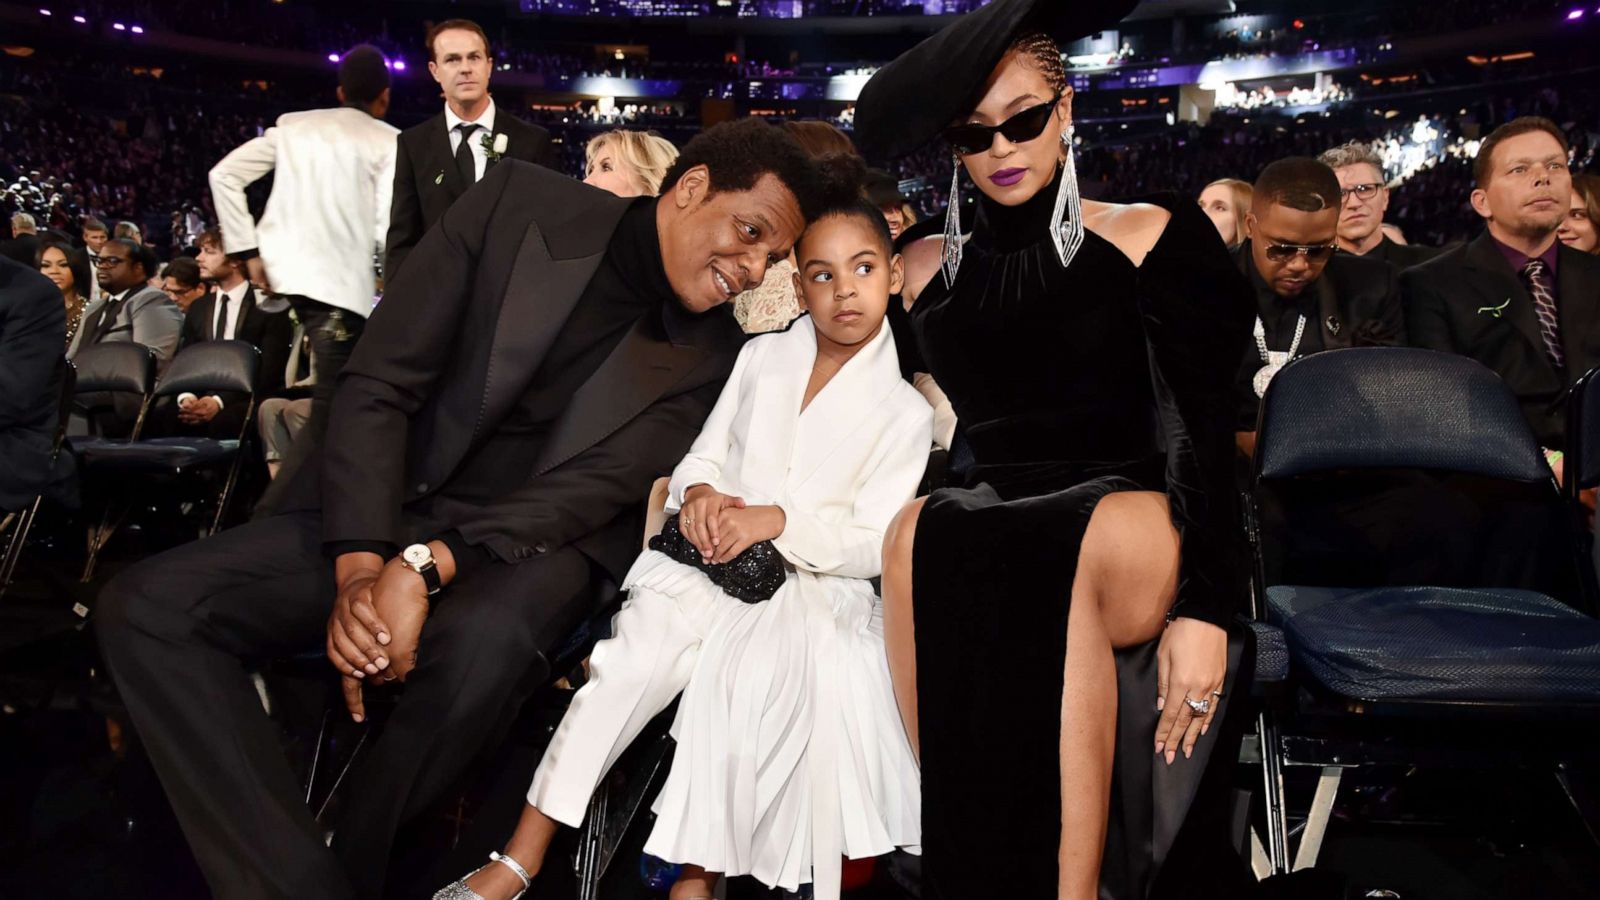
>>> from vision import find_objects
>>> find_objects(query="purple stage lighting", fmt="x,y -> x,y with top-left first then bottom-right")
112,21 -> 125,29
72,13 -> 85,22
393,60 -> 406,71
38,8 -> 51,15
328,52 -> 341,63
130,24 -> 143,33
1567,8 -> 1585,18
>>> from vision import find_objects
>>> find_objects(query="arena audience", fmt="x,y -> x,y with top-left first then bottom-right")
1404,116 -> 1600,456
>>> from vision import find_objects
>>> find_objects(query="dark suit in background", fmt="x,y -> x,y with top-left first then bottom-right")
384,109 -> 552,281
151,284 -> 295,438
96,162 -> 744,899
1235,243 -> 1406,430
1359,234 -> 1443,271
0,231 -> 42,267
0,256 -> 66,512
1403,232 -> 1600,448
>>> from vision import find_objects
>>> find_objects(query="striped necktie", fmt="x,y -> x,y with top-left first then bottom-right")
1521,258 -> 1565,370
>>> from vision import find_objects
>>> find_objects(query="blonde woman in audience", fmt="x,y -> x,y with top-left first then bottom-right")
1198,177 -> 1253,249
1559,173 -> 1600,255
583,130 -> 679,198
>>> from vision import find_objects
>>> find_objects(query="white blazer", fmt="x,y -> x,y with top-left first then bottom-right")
666,314 -> 934,581
209,106 -> 399,318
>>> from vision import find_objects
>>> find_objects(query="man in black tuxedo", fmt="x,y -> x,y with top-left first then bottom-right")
96,118 -> 824,900
0,255 -> 65,514
153,229 -> 294,438
1235,157 -> 1405,437
1405,116 -> 1600,454
1319,141 -> 1442,270
384,18 -> 553,282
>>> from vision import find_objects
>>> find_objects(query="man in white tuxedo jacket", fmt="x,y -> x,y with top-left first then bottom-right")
209,44 -> 399,499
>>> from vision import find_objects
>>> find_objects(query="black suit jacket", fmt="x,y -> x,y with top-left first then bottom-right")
1235,245 -> 1406,428
0,233 -> 42,267
154,284 -> 295,437
1362,235 -> 1442,271
277,161 -> 744,582
1403,232 -> 1600,447
0,255 -> 66,511
384,109 -> 554,282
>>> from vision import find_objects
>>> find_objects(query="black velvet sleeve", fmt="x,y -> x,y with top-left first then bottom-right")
1134,202 -> 1256,627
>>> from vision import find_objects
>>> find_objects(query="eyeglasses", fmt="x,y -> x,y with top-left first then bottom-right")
94,256 -> 128,267
942,96 -> 1061,156
1263,242 -> 1338,263
1339,183 -> 1384,200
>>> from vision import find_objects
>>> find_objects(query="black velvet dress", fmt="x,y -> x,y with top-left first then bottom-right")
907,182 -> 1257,899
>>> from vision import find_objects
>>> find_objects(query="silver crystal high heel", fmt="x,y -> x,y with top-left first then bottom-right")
432,850 -> 532,900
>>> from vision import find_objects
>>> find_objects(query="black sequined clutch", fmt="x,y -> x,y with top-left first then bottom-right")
649,514 -> 787,604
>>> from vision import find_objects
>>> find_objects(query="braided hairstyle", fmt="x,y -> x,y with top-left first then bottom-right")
1009,32 -> 1068,95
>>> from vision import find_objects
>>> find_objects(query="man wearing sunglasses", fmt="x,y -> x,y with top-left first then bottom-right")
1234,158 -> 1404,441
1318,141 -> 1441,270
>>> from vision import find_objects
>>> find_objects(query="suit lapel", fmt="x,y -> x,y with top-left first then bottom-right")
1464,234 -> 1548,367
475,218 -> 608,442
1313,274 -> 1349,350
533,318 -> 708,476
429,113 -> 467,200
235,285 -> 259,342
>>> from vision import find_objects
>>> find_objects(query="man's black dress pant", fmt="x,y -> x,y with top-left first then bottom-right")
96,511 -> 597,899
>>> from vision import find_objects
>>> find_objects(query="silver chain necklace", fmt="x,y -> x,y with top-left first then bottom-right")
1252,314 -> 1306,398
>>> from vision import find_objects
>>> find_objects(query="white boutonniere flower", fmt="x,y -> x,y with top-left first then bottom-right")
482,131 -> 508,163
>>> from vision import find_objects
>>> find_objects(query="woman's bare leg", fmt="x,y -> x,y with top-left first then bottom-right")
881,495 -> 927,760
460,803 -> 561,898
1058,491 -> 1179,900
668,865 -> 720,899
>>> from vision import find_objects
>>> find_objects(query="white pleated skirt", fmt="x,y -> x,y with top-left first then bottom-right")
624,551 -> 922,892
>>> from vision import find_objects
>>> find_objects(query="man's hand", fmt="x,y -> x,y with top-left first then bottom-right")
327,552 -> 389,722
177,395 -> 222,425
680,484 -> 745,561
368,559 -> 431,684
710,505 -> 786,564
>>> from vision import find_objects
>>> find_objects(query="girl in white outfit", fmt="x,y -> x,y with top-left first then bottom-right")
438,192 -> 932,900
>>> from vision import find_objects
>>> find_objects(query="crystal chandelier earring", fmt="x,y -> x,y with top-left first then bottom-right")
1050,124 -> 1084,269
940,151 -> 963,288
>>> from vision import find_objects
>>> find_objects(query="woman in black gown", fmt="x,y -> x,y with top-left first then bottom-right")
855,2 -> 1257,897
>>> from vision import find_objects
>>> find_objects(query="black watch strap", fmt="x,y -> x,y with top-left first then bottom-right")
415,560 -> 442,596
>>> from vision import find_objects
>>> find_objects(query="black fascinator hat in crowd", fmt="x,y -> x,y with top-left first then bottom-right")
854,0 -> 1140,160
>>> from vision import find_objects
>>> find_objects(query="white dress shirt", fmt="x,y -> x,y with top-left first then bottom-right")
445,98 -> 497,184
209,106 -> 399,319
213,280 -> 249,340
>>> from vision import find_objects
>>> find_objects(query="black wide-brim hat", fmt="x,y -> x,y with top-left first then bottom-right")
854,0 -> 1139,160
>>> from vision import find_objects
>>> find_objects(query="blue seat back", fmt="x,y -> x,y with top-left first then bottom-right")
1257,348 -> 1547,483
71,342 -> 154,396
1567,366 -> 1600,490
154,340 -> 261,399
